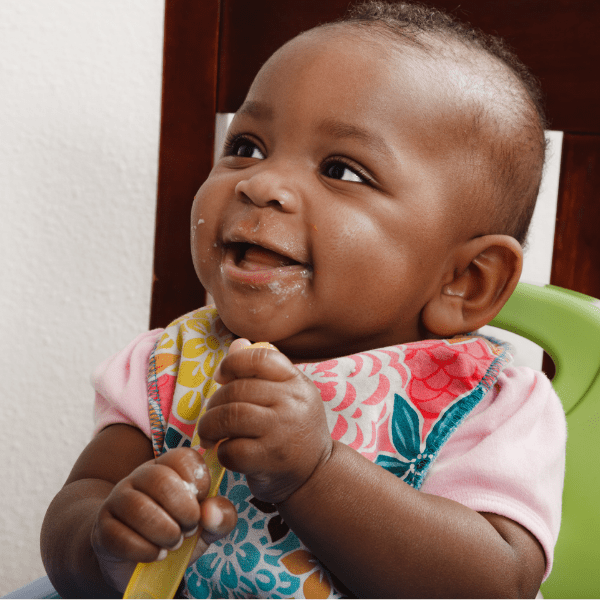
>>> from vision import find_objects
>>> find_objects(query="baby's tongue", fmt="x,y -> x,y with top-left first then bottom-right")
240,245 -> 296,270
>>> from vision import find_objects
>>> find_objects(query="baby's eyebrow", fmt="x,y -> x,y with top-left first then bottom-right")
317,117 -> 394,160
235,103 -> 394,162
236,100 -> 273,120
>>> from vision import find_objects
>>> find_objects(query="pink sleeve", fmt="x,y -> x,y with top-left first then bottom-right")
92,329 -> 164,439
420,366 -> 566,581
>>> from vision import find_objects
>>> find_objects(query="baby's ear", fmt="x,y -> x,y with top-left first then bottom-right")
422,235 -> 523,337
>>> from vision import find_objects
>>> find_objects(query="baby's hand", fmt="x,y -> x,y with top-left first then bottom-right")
91,448 -> 236,592
199,341 -> 333,504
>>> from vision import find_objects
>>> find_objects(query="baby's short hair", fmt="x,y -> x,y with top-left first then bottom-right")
325,1 -> 547,246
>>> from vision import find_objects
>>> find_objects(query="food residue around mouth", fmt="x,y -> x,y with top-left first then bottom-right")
221,241 -> 313,288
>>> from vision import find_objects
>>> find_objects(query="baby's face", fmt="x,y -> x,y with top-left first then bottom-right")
192,27 -> 474,361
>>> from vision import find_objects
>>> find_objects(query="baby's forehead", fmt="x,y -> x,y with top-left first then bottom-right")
247,24 -> 514,197
267,24 -> 513,121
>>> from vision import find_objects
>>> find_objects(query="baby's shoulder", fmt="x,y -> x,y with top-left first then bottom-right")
493,364 -> 562,410
466,364 -> 566,442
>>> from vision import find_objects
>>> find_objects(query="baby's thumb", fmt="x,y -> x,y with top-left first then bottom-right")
213,338 -> 251,383
188,496 -> 238,565
229,337 -> 253,353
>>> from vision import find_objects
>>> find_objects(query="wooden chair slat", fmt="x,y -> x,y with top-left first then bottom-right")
150,0 -> 220,328
551,133 -> 600,297
216,0 -> 600,134
152,0 -> 600,330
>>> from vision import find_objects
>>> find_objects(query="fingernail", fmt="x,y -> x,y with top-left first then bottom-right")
169,535 -> 184,551
247,341 -> 277,350
184,525 -> 199,538
230,338 -> 252,352
157,549 -> 168,561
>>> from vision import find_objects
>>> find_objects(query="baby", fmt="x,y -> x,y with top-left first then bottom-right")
41,2 -> 566,598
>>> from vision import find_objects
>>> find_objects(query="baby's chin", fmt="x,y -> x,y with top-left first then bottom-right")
215,301 -> 304,345
215,307 -> 334,363
214,314 -> 333,364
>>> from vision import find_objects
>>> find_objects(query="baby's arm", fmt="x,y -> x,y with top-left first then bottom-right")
201,347 -> 546,598
279,441 -> 545,598
41,424 -> 236,598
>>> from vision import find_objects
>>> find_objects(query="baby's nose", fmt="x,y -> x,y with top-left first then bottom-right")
234,168 -> 299,212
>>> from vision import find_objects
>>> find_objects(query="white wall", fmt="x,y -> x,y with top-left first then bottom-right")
0,1 -> 165,594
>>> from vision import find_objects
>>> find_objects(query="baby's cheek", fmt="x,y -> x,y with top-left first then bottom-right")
191,235 -> 216,288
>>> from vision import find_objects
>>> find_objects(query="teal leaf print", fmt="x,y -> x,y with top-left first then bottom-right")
220,561 -> 238,590
236,542 -> 261,573
389,393 -> 422,457
375,393 -> 424,484
232,515 -> 248,544
195,550 -> 221,578
256,568 -> 277,592
277,572 -> 301,596
229,484 -> 252,514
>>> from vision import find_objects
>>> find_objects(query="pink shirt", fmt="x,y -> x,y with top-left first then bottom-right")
92,329 -> 566,581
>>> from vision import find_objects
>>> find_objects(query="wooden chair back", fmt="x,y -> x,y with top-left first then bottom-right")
150,0 -> 600,331
148,2 -> 600,597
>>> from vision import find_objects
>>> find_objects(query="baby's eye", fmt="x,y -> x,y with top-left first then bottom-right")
323,161 -> 367,184
225,136 -> 265,160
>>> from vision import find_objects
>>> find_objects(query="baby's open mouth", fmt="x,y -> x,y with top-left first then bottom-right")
222,241 -> 312,287
231,242 -> 303,271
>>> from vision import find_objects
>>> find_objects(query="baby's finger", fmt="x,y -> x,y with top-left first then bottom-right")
198,396 -> 274,448
214,338 -> 252,383
93,505 -> 164,565
153,447 -> 211,500
216,346 -> 297,385
188,496 -> 238,565
206,376 -> 285,410
128,465 -> 203,537
108,482 -> 185,551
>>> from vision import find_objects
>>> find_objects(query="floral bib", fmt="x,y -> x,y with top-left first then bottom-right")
147,306 -> 512,598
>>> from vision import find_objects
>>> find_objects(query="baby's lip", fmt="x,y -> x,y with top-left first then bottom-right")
220,236 -> 313,288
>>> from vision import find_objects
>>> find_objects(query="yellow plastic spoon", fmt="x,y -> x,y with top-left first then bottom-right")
123,341 -> 276,599
123,436 -> 225,598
